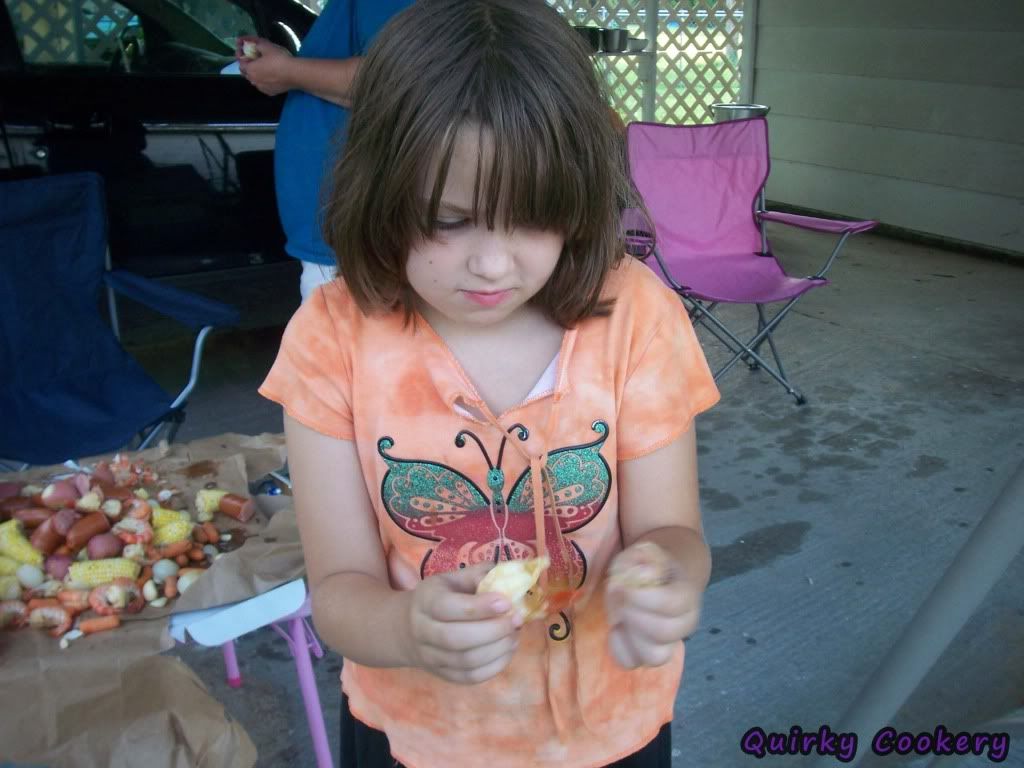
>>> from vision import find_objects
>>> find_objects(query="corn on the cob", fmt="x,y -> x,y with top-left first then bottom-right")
152,506 -> 191,528
0,520 -> 43,566
66,558 -> 141,589
0,575 -> 21,600
194,489 -> 228,522
153,519 -> 194,547
0,555 -> 20,576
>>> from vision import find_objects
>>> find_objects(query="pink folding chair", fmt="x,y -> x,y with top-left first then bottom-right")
625,117 -> 877,404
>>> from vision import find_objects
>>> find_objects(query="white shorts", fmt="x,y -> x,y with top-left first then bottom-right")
299,261 -> 338,303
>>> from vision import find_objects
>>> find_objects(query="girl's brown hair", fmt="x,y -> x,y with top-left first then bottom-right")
323,0 -> 644,327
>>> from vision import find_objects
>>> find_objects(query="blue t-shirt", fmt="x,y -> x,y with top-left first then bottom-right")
274,0 -> 414,265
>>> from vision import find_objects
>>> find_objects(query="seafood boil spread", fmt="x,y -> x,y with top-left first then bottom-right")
0,452 -> 255,647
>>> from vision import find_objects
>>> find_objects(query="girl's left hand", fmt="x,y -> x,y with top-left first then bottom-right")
605,542 -> 702,669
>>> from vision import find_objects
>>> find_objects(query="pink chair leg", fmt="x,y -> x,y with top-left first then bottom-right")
289,617 -> 333,768
221,639 -> 242,688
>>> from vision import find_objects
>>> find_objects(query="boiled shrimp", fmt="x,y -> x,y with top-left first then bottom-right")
89,577 -> 144,615
0,599 -> 27,629
122,498 -> 152,521
28,604 -> 72,637
112,517 -> 153,545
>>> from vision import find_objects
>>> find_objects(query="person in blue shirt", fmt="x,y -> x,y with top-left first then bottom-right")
238,1 -> 416,301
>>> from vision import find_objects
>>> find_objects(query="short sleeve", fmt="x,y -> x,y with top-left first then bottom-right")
258,288 -> 355,440
617,299 -> 719,460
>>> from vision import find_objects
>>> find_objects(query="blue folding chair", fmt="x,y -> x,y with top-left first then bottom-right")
0,172 -> 239,467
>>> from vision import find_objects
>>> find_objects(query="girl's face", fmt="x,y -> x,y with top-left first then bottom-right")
406,125 -> 564,329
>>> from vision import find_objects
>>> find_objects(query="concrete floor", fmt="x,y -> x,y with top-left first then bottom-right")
130,224 -> 1024,768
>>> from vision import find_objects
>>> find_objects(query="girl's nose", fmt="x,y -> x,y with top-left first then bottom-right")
466,232 -> 515,281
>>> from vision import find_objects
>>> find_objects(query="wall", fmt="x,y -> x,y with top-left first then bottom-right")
752,0 -> 1024,253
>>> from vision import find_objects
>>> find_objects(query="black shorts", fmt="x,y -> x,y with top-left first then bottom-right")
340,692 -> 671,768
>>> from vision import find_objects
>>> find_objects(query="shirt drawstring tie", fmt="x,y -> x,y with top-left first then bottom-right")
474,396 -> 596,742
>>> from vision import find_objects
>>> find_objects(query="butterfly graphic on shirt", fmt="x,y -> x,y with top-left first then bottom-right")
377,420 -> 610,639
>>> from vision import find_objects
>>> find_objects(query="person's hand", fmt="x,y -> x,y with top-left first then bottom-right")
605,542 -> 702,669
403,562 -> 523,685
235,35 -> 259,61
236,36 -> 293,97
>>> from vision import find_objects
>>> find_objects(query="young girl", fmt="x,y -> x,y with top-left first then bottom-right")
259,2 -> 720,766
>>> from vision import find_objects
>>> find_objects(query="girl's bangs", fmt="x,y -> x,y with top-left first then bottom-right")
419,83 -> 590,240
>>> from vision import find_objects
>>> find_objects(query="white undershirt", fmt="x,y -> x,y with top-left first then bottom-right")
453,353 -> 559,417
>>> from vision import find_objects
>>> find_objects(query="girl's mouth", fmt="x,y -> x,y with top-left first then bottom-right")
462,289 -> 512,307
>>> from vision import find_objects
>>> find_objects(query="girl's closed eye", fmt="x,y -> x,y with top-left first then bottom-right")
435,217 -> 471,231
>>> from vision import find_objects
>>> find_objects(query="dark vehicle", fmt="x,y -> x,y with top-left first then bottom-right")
0,0 -> 317,278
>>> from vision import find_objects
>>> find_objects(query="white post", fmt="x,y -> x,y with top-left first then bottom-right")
642,0 -> 658,122
740,0 -> 758,104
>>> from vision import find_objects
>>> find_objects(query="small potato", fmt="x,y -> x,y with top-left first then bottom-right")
86,532 -> 124,560
51,508 -> 82,537
45,554 -> 74,580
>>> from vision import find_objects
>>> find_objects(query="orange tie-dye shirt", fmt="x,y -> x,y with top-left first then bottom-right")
259,257 -> 719,768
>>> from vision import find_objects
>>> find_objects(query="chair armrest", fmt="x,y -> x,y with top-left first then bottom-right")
104,269 -> 240,330
758,210 -> 877,235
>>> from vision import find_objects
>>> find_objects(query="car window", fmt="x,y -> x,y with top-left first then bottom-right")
4,0 -> 255,74
163,0 -> 255,49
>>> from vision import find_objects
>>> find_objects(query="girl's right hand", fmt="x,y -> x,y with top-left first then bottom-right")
403,563 -> 523,685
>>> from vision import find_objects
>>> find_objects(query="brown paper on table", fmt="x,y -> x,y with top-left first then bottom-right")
0,432 -> 292,768
173,498 -> 307,613
0,651 -> 257,768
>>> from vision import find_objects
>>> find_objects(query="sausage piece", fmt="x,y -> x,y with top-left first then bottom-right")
64,512 -> 111,552
12,507 -> 54,529
30,517 -> 64,556
218,494 -> 255,523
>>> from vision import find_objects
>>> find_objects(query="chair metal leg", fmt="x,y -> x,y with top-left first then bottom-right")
105,246 -> 121,341
756,304 -> 789,381
272,617 -> 333,768
222,640 -> 242,688
134,324 -> 212,451
289,618 -> 333,768
689,298 -> 807,404
136,421 -> 166,451
169,325 -> 214,411
687,300 -> 735,351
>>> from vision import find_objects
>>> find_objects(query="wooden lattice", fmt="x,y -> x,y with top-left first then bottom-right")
8,0 -> 132,65
547,0 -> 745,125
